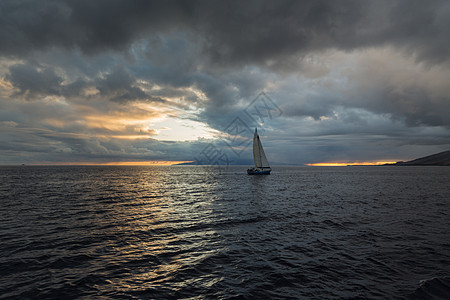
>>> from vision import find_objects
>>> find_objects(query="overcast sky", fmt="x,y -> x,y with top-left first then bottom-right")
1,0 -> 449,165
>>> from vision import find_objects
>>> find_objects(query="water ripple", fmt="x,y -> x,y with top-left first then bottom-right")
0,165 -> 449,299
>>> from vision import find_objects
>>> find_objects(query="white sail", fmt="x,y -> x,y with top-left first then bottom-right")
253,130 -> 262,168
253,129 -> 270,169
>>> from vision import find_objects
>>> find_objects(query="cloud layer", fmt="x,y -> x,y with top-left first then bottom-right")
1,0 -> 449,165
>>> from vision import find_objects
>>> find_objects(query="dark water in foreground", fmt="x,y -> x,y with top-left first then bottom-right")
1,166 -> 449,299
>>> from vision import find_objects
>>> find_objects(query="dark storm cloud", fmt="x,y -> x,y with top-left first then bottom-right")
0,0 -> 179,56
1,0 -> 449,165
5,62 -> 167,103
281,78 -> 450,128
1,0 -> 449,65
6,63 -> 63,97
3,0 -> 449,123
95,66 -> 165,103
362,86 -> 450,127
384,0 -> 450,64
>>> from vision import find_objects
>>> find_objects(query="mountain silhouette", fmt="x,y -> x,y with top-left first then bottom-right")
394,150 -> 450,166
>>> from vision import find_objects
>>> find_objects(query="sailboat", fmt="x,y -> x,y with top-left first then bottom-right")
247,128 -> 271,175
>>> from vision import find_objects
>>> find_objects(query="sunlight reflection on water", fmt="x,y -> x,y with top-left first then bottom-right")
0,165 -> 449,298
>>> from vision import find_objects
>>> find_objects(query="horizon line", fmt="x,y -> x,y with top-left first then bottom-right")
306,161 -> 398,167
0,160 -> 402,167
1,161 -> 194,166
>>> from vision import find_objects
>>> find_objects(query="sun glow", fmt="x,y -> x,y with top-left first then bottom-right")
151,117 -> 220,141
99,161 -> 193,166
34,161 -> 193,166
306,161 -> 397,166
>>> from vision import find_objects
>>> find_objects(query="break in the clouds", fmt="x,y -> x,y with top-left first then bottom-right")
0,0 -> 449,165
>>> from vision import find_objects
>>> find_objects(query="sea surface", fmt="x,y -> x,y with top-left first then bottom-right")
0,165 -> 449,299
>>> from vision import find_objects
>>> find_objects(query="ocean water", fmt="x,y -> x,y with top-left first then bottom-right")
0,165 -> 449,299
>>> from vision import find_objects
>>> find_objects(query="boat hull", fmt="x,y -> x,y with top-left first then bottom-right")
247,169 -> 271,175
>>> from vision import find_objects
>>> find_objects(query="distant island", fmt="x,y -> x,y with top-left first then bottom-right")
387,150 -> 450,166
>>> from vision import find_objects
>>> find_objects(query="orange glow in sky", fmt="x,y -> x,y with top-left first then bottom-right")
34,161 -> 193,166
100,161 -> 193,166
306,161 -> 397,166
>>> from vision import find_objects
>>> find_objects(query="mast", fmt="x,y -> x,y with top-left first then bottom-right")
253,129 -> 262,168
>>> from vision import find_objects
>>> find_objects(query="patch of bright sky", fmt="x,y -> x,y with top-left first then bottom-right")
152,117 -> 220,141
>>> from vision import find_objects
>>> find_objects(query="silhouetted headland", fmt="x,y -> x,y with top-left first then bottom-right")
389,150 -> 450,166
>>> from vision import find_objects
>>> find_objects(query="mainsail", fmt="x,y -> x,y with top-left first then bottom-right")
253,129 -> 270,169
